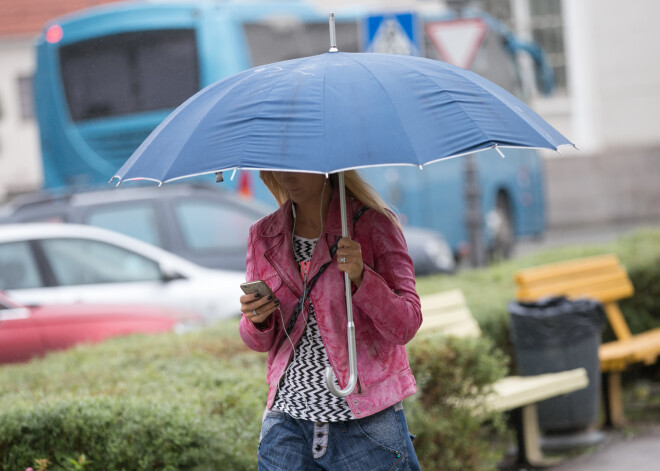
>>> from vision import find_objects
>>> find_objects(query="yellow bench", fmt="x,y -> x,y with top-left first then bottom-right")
514,254 -> 660,427
418,289 -> 588,467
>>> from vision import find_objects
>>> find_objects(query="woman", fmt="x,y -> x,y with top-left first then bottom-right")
239,170 -> 422,470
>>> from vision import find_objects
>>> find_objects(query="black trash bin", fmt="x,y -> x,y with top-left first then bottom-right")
508,296 -> 606,433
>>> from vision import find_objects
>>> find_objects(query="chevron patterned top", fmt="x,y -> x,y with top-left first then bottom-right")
273,235 -> 355,422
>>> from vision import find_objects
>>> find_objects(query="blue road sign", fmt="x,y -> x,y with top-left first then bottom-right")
363,12 -> 421,56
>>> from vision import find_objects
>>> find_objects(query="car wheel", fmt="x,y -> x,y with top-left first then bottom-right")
487,192 -> 515,261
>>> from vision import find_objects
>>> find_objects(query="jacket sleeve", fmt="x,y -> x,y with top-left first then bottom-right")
352,212 -> 422,345
239,226 -> 277,352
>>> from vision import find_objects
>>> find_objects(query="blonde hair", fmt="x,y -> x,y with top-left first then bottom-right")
259,170 -> 401,229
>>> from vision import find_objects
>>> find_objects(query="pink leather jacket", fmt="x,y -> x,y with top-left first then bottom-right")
239,188 -> 422,419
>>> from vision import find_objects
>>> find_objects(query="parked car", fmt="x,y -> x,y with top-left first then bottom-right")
0,291 -> 200,364
0,182 -> 455,274
0,223 -> 245,323
403,226 -> 455,275
0,183 -> 270,272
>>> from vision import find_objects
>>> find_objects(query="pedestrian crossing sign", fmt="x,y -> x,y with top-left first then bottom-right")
363,12 -> 421,56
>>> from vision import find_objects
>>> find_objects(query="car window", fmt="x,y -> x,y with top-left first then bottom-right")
173,199 -> 254,252
40,238 -> 162,285
84,204 -> 161,246
0,241 -> 43,290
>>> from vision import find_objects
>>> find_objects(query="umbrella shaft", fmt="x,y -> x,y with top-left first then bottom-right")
325,171 -> 358,397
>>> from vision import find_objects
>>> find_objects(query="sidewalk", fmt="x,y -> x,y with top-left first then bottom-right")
545,423 -> 660,471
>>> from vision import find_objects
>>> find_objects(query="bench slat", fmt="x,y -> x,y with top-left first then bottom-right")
600,328 -> 660,371
420,289 -> 467,311
419,308 -> 481,337
486,368 -> 589,412
514,254 -> 620,284
516,271 -> 634,303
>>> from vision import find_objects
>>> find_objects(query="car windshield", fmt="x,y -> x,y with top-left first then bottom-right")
40,238 -> 162,285
173,199 -> 256,253
84,203 -> 161,247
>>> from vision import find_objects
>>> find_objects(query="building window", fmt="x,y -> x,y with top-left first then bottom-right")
478,0 -> 513,27
529,0 -> 566,93
17,75 -> 34,120
479,0 -> 567,94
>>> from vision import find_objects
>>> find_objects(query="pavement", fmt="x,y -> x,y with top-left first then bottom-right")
542,423 -> 660,471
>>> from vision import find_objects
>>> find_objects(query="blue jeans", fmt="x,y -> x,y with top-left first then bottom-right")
257,406 -> 421,470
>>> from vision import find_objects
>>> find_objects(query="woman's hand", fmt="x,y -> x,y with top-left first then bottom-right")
336,237 -> 364,288
240,292 -> 279,326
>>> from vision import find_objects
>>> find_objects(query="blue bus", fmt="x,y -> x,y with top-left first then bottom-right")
33,1 -> 553,260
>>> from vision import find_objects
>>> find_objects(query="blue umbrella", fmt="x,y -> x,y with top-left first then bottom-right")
113,54 -> 571,184
113,16 -> 573,398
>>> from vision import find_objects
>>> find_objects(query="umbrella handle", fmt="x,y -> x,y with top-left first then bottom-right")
324,172 -> 358,397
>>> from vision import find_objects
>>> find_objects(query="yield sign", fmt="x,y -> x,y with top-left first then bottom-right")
425,18 -> 487,70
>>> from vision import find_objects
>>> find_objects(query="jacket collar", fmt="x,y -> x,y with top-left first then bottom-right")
261,185 -> 354,239
261,185 -> 355,294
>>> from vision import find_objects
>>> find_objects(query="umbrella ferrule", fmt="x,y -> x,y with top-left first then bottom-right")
328,13 -> 338,52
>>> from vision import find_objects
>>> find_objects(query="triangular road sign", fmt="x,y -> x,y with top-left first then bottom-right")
425,18 -> 487,69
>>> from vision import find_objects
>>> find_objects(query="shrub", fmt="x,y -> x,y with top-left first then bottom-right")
0,397 -> 237,470
406,335 -> 510,470
0,325 -> 266,471
0,323 -> 510,470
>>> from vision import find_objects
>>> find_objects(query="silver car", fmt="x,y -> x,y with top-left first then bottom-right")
0,223 -> 245,323
0,183 -> 455,275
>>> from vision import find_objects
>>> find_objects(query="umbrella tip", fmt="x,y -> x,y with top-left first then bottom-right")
328,13 -> 338,52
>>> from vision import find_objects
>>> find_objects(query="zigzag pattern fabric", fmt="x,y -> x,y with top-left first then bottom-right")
273,235 -> 354,422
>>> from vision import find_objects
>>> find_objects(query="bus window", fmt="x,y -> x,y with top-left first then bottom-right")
59,29 -> 199,121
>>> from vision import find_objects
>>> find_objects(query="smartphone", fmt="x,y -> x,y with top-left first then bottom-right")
240,280 -> 273,297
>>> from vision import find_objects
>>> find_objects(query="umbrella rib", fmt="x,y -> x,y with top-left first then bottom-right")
160,58 -> 317,181
444,67 -> 564,149
234,56 -> 322,173
341,54 -> 423,166
154,73 -> 259,183
405,59 -> 503,154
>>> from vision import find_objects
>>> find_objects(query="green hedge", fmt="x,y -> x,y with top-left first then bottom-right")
0,327 -> 266,470
406,335 -> 509,470
0,321 -> 510,470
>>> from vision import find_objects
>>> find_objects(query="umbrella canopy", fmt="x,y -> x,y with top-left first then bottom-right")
113,51 -> 572,185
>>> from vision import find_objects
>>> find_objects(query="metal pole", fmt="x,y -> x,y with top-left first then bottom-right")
325,171 -> 358,397
464,154 -> 487,267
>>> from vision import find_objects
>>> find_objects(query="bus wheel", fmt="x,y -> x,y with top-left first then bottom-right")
487,192 -> 515,261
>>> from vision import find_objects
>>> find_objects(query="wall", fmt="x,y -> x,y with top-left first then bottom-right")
563,0 -> 660,152
595,1 -> 660,148
0,36 -> 42,200
545,146 -> 660,228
